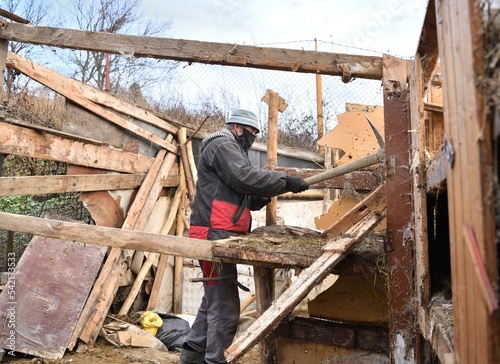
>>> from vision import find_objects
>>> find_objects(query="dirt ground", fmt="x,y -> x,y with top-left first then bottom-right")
1,338 -> 260,364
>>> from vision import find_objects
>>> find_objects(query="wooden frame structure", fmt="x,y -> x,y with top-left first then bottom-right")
0,0 -> 499,362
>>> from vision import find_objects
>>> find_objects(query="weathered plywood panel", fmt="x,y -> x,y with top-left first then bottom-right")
65,101 -> 165,157
0,236 -> 106,359
317,106 -> 384,166
308,274 -> 388,324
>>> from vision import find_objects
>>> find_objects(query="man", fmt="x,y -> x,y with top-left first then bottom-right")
180,109 -> 308,364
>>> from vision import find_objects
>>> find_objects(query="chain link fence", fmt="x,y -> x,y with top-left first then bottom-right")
157,61 -> 383,150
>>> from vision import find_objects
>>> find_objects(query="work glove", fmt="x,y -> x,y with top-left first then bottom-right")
285,175 -> 309,193
250,196 -> 272,210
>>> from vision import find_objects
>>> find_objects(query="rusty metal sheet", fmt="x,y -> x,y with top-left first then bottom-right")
0,236 -> 106,359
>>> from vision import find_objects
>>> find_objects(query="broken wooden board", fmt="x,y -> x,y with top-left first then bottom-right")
5,52 -> 177,154
316,105 -> 384,166
316,183 -> 387,236
65,101 -> 166,157
0,122 -> 154,174
224,211 -> 385,363
0,236 -> 106,359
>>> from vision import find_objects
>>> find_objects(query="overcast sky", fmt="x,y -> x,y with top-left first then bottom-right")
141,0 -> 429,58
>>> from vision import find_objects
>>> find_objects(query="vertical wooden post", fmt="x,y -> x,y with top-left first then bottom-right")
0,40 -> 8,104
262,89 -> 288,226
315,38 -> 324,155
322,147 -> 332,214
408,54 -> 431,342
174,149 -> 188,313
257,89 -> 287,364
383,55 -> 417,363
435,0 -> 499,362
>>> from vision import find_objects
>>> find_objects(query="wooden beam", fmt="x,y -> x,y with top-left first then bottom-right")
424,102 -> 443,113
0,174 -> 179,196
0,122 -> 154,173
62,74 -> 178,136
383,54 -> 417,362
1,116 -> 104,145
0,211 -> 212,261
5,52 -> 177,154
0,174 -> 139,196
409,54 -> 432,344
224,211 -> 385,363
0,22 -> 383,80
0,9 -> 29,24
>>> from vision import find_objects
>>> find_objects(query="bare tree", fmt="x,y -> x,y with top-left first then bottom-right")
60,0 -> 177,102
0,0 -> 54,98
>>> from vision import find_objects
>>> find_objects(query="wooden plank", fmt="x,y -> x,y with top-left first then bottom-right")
383,54 -> 417,362
0,22 -> 383,80
132,151 -> 177,232
0,122 -> 154,173
424,102 -> 443,114
0,9 -> 29,23
263,89 -> 286,226
0,174 -> 179,196
5,52 -> 177,154
409,51 -> 437,350
0,212 -> 212,267
172,159 -> 188,313
0,236 -> 106,359
0,174 -> 141,196
436,0 -> 500,361
64,74 -> 177,135
0,39 -> 7,102
224,211 -> 385,363
320,183 -> 385,238
253,266 -> 275,363
147,254 -> 170,311
212,249 -> 316,269
435,2 -> 469,360
458,3 -> 495,362
409,54 -> 431,342
118,183 -> 183,316
176,128 -> 195,204
259,88 -> 285,364
1,116 -> 104,145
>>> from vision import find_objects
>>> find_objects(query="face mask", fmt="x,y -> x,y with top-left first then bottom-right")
238,128 -> 257,150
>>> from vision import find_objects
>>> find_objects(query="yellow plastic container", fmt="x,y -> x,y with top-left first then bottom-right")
141,311 -> 163,336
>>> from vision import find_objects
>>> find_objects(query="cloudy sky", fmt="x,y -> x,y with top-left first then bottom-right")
141,0 -> 429,58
